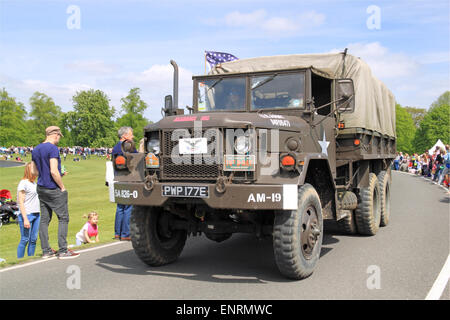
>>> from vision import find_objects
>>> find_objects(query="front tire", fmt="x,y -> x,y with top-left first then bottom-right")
130,206 -> 187,266
273,184 -> 323,280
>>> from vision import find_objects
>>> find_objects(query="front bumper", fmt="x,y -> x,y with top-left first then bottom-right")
113,181 -> 298,210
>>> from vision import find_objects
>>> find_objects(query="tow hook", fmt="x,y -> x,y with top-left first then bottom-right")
144,174 -> 157,191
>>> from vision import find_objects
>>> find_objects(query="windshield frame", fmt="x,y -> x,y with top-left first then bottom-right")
193,68 -> 308,113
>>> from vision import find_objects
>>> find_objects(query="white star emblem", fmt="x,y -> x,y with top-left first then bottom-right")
318,131 -> 330,156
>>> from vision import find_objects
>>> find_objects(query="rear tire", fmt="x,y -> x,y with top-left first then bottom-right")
355,173 -> 381,235
337,191 -> 358,234
130,206 -> 187,266
273,184 -> 323,280
337,210 -> 357,234
378,170 -> 391,227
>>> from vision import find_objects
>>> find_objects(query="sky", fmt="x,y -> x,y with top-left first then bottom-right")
0,0 -> 449,122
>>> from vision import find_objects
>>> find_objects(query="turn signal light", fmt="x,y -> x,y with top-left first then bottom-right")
115,155 -> 127,170
281,155 -> 296,166
115,155 -> 126,165
354,139 -> 361,146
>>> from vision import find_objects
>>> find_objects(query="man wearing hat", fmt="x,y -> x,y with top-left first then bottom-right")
31,126 -> 79,259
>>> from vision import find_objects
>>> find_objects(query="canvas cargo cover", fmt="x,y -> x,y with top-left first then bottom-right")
210,53 -> 396,137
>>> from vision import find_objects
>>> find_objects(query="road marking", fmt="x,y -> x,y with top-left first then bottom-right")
425,254 -> 450,300
394,170 -> 449,193
0,241 -> 127,273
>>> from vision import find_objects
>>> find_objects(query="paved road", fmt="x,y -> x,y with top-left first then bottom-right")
0,160 -> 25,168
1,171 -> 448,300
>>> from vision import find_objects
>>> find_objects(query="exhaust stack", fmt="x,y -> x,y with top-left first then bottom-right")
170,60 -> 178,110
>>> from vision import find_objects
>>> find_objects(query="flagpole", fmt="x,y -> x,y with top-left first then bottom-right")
204,51 -> 207,74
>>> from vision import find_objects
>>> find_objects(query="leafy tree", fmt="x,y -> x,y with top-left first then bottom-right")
64,89 -> 116,147
0,88 -> 28,146
413,92 -> 450,153
28,92 -> 63,145
430,91 -> 450,110
116,88 -> 150,142
395,103 -> 416,154
404,106 -> 427,128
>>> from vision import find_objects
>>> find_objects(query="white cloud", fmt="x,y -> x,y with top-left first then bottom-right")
417,52 -> 450,64
65,60 -> 120,75
225,9 -> 267,27
216,9 -> 325,35
330,42 -> 449,108
0,74 -> 92,110
332,42 -> 419,79
119,64 -> 194,120
0,63 -> 194,122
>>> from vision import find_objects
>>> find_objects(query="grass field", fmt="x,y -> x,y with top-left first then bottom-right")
0,154 -> 117,267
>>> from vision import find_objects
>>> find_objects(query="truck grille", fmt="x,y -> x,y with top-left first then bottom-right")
160,129 -> 222,180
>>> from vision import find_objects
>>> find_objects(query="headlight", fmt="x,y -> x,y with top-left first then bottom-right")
234,135 -> 250,154
147,139 -> 160,154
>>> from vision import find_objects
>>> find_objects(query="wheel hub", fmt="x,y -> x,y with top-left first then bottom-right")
301,206 -> 321,259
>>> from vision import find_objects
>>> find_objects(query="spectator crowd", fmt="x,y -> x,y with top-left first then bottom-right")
0,146 -> 113,161
393,144 -> 450,189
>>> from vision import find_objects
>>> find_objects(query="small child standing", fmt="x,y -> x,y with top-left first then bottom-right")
75,212 -> 99,245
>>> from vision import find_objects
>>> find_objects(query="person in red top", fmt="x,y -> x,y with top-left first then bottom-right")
75,212 -> 99,245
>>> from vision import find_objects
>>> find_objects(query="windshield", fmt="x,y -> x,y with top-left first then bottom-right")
251,73 -> 305,110
197,77 -> 246,112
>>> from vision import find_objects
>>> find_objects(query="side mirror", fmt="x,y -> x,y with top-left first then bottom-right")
165,95 -> 173,111
336,79 -> 355,113
121,139 -> 135,153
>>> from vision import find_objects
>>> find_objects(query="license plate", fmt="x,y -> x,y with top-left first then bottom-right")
162,185 -> 209,198
178,138 -> 207,154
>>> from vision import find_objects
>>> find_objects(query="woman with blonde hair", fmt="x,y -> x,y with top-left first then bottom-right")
17,162 -> 40,258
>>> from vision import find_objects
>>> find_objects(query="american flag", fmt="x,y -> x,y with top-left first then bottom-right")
205,51 -> 238,68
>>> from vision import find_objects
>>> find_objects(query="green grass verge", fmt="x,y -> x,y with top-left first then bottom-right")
0,154 -> 117,267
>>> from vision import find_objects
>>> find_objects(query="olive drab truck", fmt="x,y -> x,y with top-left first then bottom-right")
111,52 -> 396,280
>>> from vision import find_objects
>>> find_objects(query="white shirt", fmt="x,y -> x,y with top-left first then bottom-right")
17,179 -> 40,214
76,223 -> 89,243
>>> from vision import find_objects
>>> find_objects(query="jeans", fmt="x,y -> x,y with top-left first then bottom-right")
37,186 -> 69,254
115,204 -> 132,238
438,167 -> 449,185
433,168 -> 443,182
394,160 -> 399,170
17,213 -> 40,258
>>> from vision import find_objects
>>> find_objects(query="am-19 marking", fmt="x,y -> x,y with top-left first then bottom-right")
247,193 -> 282,203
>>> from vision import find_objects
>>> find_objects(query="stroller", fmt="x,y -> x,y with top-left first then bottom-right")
0,189 -> 19,228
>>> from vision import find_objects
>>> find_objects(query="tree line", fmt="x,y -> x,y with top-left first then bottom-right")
1,87 -> 448,151
396,91 -> 450,154
0,87 -> 151,148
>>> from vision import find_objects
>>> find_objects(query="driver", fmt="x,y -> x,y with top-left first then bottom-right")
223,89 -> 244,110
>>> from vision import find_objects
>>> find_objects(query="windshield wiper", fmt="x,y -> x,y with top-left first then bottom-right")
207,78 -> 223,92
251,74 -> 277,91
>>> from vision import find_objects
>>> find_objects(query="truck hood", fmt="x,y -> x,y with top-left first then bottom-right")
144,112 -> 308,131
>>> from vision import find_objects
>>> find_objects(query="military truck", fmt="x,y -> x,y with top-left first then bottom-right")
112,52 -> 396,279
